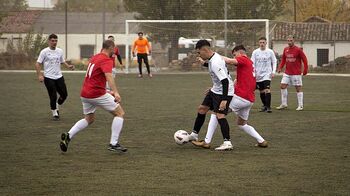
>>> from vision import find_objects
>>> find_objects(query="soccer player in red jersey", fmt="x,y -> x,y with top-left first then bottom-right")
222,45 -> 268,147
60,40 -> 127,153
276,35 -> 308,111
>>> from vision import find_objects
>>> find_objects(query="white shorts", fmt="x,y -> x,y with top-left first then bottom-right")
81,93 -> 119,115
281,73 -> 303,86
229,95 -> 253,121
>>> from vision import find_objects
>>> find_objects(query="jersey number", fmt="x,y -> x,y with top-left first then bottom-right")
86,63 -> 95,78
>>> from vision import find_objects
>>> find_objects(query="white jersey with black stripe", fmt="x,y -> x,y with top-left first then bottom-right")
208,52 -> 234,96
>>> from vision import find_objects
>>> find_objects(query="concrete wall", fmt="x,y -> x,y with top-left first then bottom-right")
272,41 -> 350,67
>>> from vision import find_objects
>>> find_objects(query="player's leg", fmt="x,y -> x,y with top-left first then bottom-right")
264,80 -> 272,113
232,97 -> 267,147
55,76 -> 68,106
44,77 -> 59,120
276,74 -> 289,110
257,82 -> 266,112
213,95 -> 233,151
137,54 -> 143,77
143,54 -> 152,77
191,113 -> 218,148
97,93 -> 127,152
60,98 -> 96,152
293,75 -> 304,111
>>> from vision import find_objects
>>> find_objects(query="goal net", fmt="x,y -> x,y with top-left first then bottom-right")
125,19 -> 269,73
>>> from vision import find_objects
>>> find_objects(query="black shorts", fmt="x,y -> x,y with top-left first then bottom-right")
137,53 -> 149,64
201,91 -> 233,115
256,80 -> 271,91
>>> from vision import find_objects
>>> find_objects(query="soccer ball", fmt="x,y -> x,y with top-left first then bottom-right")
174,130 -> 190,145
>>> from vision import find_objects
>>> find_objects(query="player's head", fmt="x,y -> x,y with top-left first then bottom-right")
232,45 -> 246,57
138,32 -> 143,39
195,40 -> 212,60
108,35 -> 115,41
48,34 -> 58,48
102,40 -> 115,57
287,35 -> 295,47
259,37 -> 267,50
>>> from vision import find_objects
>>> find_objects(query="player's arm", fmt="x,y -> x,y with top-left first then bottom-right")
300,50 -> 308,75
271,50 -> 277,77
214,62 -> 230,111
132,40 -> 137,57
35,62 -> 44,82
222,56 -> 238,65
117,54 -> 123,65
35,50 -> 45,82
278,49 -> 286,73
105,72 -> 121,102
62,62 -> 75,70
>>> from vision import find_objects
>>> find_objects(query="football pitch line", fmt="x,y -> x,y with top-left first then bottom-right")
1,70 -> 350,77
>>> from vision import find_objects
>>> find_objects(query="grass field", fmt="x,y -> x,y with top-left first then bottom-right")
0,72 -> 349,195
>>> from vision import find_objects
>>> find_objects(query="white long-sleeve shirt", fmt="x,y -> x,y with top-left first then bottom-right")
251,48 -> 277,82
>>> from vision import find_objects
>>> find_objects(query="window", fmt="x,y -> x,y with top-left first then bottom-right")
80,45 -> 95,59
317,49 -> 329,67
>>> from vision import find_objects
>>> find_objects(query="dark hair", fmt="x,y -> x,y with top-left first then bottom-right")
195,39 -> 211,49
108,35 -> 114,39
48,34 -> 58,40
232,45 -> 246,52
102,40 -> 115,49
138,32 -> 143,35
259,37 -> 267,41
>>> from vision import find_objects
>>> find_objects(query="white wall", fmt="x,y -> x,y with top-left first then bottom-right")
272,41 -> 350,67
0,33 -> 137,60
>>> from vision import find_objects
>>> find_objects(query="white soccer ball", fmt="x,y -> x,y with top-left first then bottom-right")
174,130 -> 189,145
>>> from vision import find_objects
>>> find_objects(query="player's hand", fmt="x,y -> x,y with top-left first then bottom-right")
68,64 -> 75,70
148,51 -> 152,55
204,87 -> 211,95
277,68 -> 281,73
196,57 -> 205,65
114,92 -> 121,103
219,100 -> 227,111
38,75 -> 44,82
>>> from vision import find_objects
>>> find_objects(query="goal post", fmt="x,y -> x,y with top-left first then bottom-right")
125,19 -> 269,73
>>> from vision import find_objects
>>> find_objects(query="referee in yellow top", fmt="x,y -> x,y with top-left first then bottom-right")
132,32 -> 152,78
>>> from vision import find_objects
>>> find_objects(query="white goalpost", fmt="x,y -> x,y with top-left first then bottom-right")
125,19 -> 269,73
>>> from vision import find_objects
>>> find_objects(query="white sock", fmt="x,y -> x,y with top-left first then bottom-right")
68,119 -> 89,139
110,117 -> 124,145
238,124 -> 265,143
297,92 -> 303,107
56,103 -> 59,110
51,109 -> 58,116
204,114 -> 218,144
281,88 -> 288,106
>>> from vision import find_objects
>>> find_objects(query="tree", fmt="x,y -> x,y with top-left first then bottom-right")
0,0 -> 27,22
281,0 -> 350,22
54,0 -> 124,12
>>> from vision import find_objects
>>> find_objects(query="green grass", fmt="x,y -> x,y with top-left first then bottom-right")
0,72 -> 349,195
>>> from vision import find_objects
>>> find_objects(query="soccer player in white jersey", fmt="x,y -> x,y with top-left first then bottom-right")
194,45 -> 268,148
188,40 -> 235,151
35,34 -> 74,120
251,37 -> 277,113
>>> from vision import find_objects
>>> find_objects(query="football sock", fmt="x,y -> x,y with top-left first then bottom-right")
110,117 -> 124,145
297,92 -> 303,107
68,119 -> 89,139
218,118 -> 230,141
193,113 -> 206,134
281,88 -> 288,106
238,124 -> 264,143
265,92 -> 271,108
205,114 -> 218,144
51,109 -> 58,116
260,92 -> 266,106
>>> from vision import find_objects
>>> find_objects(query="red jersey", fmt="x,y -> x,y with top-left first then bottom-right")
100,47 -> 120,68
279,45 -> 308,75
81,53 -> 113,98
234,56 -> 256,102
